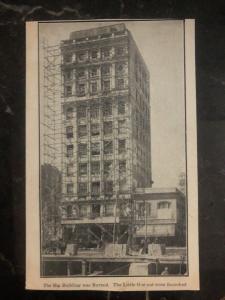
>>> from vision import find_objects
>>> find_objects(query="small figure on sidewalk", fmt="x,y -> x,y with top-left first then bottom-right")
161,266 -> 169,276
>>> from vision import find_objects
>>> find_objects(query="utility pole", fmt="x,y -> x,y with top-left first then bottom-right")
112,191 -> 118,256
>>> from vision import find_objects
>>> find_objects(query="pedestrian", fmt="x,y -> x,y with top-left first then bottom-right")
139,239 -> 146,254
161,266 -> 169,275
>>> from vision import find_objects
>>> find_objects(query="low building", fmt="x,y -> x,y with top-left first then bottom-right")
134,188 -> 186,246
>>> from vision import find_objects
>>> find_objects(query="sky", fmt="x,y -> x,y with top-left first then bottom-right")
39,20 -> 186,188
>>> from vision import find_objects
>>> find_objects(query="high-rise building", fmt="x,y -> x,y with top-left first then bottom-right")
59,23 -> 152,244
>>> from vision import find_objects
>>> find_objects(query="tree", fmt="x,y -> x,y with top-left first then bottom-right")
41,163 -> 62,251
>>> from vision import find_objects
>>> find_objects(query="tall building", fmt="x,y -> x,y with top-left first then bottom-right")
59,23 -> 152,244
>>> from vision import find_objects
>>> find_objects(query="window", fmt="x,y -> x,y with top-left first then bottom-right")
119,177 -> 127,191
89,35 -> 98,41
115,46 -> 125,56
90,104 -> 99,119
91,123 -> 100,136
64,70 -> 72,80
79,163 -> 87,176
66,126 -> 73,138
103,121 -> 113,135
64,54 -> 72,63
104,181 -> 113,195
66,107 -> 73,119
157,201 -> 171,209
116,78 -> 125,89
78,143 -> 87,156
90,67 -> 97,77
77,83 -> 85,96
67,183 -> 73,194
77,105 -> 86,118
67,205 -> 72,218
78,125 -> 87,138
104,140 -> 113,154
91,182 -> 100,195
104,161 -> 113,176
157,201 -> 171,219
102,80 -> 110,91
103,101 -> 112,116
118,98 -> 126,114
119,160 -> 126,173
90,82 -> 97,94
77,69 -> 85,79
78,182 -> 87,196
115,63 -> 125,75
118,139 -> 126,154
80,205 -> 88,217
67,145 -> 73,157
105,204 -> 114,216
78,52 -> 86,61
118,120 -> 126,134
76,37 -> 86,42
91,50 -> 98,59
136,202 -> 145,219
101,64 -> 110,76
91,161 -> 100,175
101,47 -> 110,59
92,204 -> 101,217
67,163 -> 74,176
91,142 -> 100,156
101,33 -> 111,38
65,85 -> 72,97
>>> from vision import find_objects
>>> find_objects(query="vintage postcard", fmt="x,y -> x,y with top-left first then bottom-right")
26,19 -> 199,290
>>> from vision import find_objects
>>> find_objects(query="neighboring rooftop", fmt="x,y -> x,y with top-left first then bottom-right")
135,187 -> 182,195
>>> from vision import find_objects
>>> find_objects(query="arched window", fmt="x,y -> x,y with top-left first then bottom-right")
157,201 -> 171,209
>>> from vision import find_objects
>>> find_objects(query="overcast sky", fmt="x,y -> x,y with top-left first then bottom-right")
39,20 -> 186,188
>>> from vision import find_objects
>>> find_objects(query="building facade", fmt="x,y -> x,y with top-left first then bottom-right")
59,23 -> 153,244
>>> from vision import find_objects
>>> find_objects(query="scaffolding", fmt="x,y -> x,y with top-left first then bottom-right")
41,41 -> 63,247
42,40 -> 62,168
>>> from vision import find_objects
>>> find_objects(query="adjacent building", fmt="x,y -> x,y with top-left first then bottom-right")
134,188 -> 186,246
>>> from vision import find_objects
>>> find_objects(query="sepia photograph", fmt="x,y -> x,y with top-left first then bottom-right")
26,19 -> 199,290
